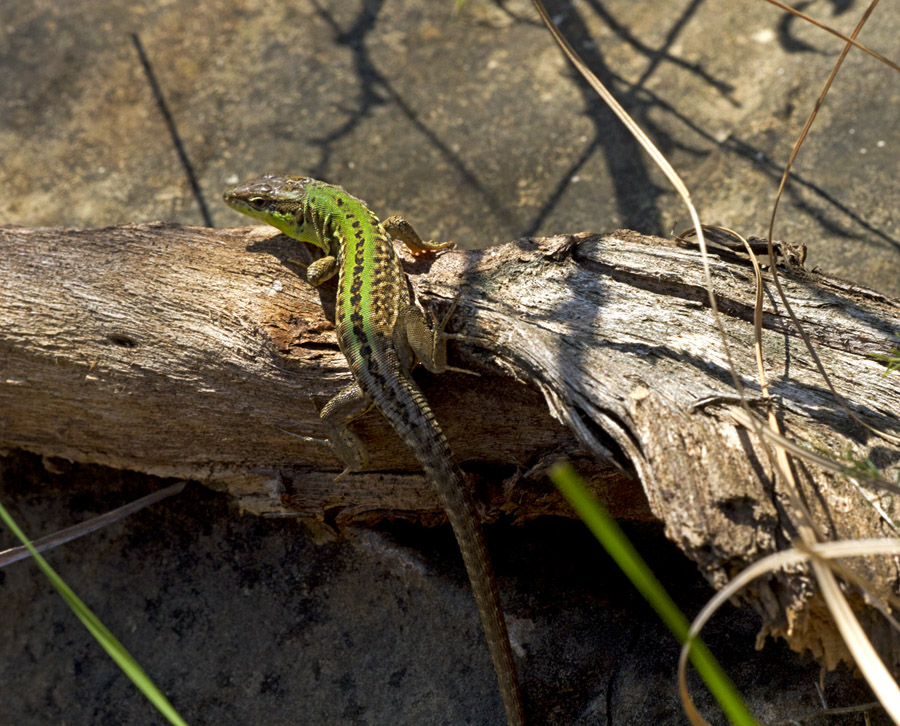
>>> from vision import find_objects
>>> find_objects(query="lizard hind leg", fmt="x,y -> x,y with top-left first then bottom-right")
395,297 -> 479,377
319,383 -> 373,480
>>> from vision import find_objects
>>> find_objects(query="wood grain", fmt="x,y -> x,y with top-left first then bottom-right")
3,222 -> 899,669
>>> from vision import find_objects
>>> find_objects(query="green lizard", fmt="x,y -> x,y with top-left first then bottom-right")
223,175 -> 526,725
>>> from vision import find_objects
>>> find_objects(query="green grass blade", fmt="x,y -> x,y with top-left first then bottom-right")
549,461 -> 756,726
871,331 -> 900,375
0,498 -> 189,726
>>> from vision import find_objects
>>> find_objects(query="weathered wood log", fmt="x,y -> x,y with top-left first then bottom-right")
2,222 -> 899,672
0,223 -> 635,524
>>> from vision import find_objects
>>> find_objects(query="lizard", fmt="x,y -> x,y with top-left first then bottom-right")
223,175 -> 526,726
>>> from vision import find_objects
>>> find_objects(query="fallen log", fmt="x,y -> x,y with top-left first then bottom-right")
2,222 -> 899,671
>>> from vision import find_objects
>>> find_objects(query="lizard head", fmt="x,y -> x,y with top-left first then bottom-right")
223,174 -> 316,243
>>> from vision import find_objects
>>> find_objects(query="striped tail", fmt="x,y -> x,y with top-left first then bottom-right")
373,374 -> 526,726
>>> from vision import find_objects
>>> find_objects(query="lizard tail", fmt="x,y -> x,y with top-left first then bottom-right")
375,376 -> 526,726
434,465 -> 527,726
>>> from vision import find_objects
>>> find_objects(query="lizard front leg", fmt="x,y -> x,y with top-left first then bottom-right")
306,255 -> 339,286
320,383 -> 373,479
383,215 -> 454,256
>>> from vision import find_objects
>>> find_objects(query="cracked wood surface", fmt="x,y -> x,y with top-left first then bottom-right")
2,222 -> 899,671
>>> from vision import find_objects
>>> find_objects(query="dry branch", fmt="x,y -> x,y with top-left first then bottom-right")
2,222 -> 899,670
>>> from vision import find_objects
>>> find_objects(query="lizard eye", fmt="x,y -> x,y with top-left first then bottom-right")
247,196 -> 267,210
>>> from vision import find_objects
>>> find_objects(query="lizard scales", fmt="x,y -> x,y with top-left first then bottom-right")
223,175 -> 525,725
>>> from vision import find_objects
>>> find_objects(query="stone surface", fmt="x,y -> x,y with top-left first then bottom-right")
1,0 -> 897,292
0,452 -> 889,725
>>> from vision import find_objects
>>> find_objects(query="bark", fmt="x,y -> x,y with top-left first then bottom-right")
2,222 -> 899,671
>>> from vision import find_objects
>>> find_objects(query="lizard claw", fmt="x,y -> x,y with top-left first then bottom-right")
334,466 -> 353,482
446,365 -> 480,377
